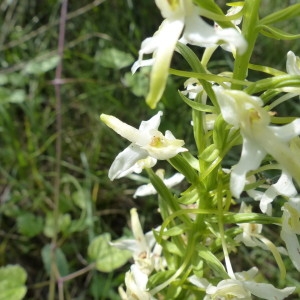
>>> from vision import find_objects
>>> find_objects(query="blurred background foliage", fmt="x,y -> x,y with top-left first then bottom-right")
0,0 -> 299,299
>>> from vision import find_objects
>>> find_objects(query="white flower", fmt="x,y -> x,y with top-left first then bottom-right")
190,268 -> 295,300
110,208 -> 163,275
132,0 -> 247,108
281,197 -> 300,271
286,51 -> 300,75
213,85 -> 300,198
280,51 -> 300,95
235,202 -> 263,248
133,169 -> 184,198
119,264 -> 156,300
212,4 -> 244,54
100,111 -> 187,180
182,77 -> 205,100
254,172 -> 297,215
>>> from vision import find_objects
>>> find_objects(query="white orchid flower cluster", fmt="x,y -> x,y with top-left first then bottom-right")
132,0 -> 247,109
111,208 -> 164,300
100,0 -> 300,299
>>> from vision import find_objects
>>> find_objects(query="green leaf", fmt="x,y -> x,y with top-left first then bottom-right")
43,213 -> 71,238
17,213 -> 43,238
88,233 -> 131,272
168,155 -> 199,184
23,55 -> 60,75
179,185 -> 199,205
212,115 -> 230,151
244,74 -> 300,95
175,43 -> 218,107
260,25 -> 300,40
178,92 -> 217,113
123,67 -> 150,97
148,270 -> 176,287
41,244 -> 69,276
0,265 -> 27,300
72,189 -> 87,210
96,48 -> 134,69
197,246 -> 228,278
0,87 -> 26,104
163,224 -> 188,237
0,74 -> 8,85
259,4 -> 300,26
200,144 -> 219,163
193,0 -> 235,28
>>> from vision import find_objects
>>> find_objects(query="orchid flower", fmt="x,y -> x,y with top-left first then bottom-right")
234,202 -> 287,266
234,202 -> 264,248
213,85 -> 300,199
110,208 -> 164,275
249,172 -> 297,215
133,169 -> 184,198
189,267 -> 295,300
281,197 -> 300,271
132,0 -> 247,109
100,111 -> 187,180
118,264 -> 156,300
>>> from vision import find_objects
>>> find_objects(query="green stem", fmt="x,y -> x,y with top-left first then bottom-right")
232,0 -> 261,89
49,1 -> 68,299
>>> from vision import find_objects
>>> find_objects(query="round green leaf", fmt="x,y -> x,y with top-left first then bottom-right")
0,265 -> 27,300
88,233 -> 131,272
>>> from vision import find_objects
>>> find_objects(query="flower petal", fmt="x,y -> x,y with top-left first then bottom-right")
281,198 -> 300,271
143,130 -> 187,159
243,281 -> 295,300
108,144 -> 153,180
231,138 -> 266,198
270,119 -> 300,142
146,18 -> 184,108
286,51 -> 300,75
260,172 -> 297,215
100,114 -> 147,145
181,12 -> 247,54
139,111 -> 163,132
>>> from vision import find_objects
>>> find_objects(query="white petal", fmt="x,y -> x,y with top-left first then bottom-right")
108,144 -> 149,180
243,281 -> 295,300
155,0 -> 186,19
143,130 -> 187,160
100,114 -> 147,145
270,119 -> 300,142
281,198 -> 300,271
182,12 -> 247,54
206,280 -> 251,298
260,172 -> 297,215
213,86 -> 240,127
131,34 -> 161,74
254,128 -> 300,186
130,265 -> 148,290
164,173 -> 185,187
188,275 -> 209,289
134,183 -> 157,198
139,111 -> 163,132
231,138 -> 266,198
131,58 -> 154,74
110,239 -> 139,254
281,228 -> 300,271
146,18 -> 184,108
131,208 -> 148,254
134,172 -> 184,198
125,265 -> 153,299
286,51 -> 300,75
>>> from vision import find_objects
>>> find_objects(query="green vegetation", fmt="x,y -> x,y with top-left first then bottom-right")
0,0 -> 300,299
